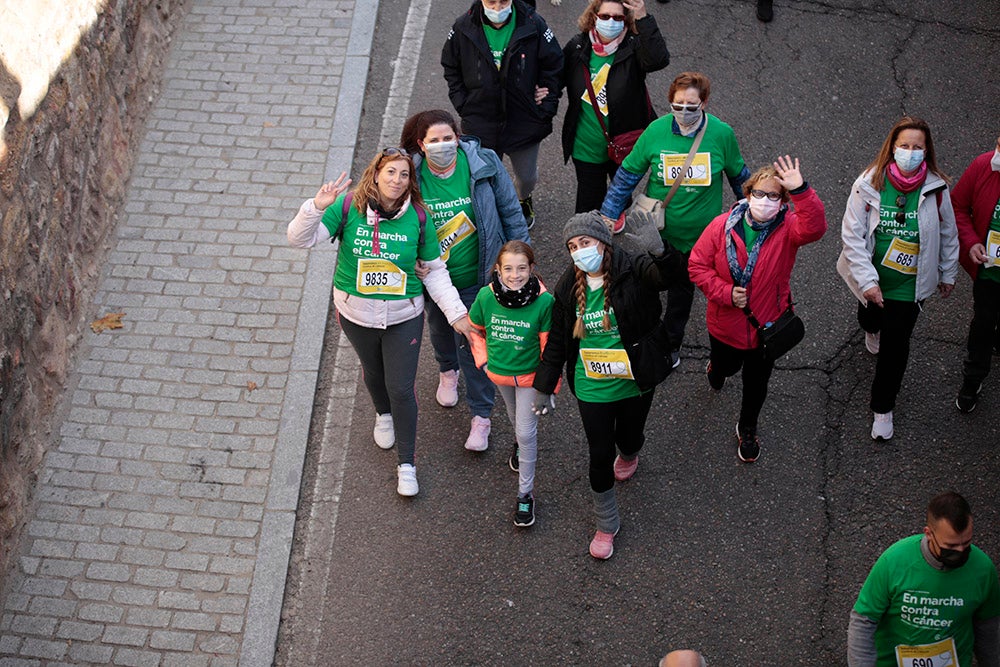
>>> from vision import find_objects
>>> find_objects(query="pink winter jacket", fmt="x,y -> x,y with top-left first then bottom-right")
689,186 -> 827,350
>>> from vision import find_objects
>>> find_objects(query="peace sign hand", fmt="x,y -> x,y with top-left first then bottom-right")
313,172 -> 352,211
772,155 -> 804,191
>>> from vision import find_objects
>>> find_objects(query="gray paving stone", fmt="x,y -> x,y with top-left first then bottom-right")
111,647 -> 161,666
18,638 -> 67,660
55,621 -> 104,642
67,643 -> 115,663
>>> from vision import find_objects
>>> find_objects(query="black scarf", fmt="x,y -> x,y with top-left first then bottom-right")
492,272 -> 541,309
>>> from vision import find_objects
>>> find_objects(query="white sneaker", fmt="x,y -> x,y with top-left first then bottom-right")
871,411 -> 893,441
397,464 -> 418,497
865,332 -> 880,355
436,370 -> 459,407
464,416 -> 491,452
373,413 -> 395,449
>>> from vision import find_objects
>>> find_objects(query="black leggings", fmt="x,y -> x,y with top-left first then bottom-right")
577,390 -> 655,493
857,299 -> 921,413
708,334 -> 775,436
340,314 -> 424,465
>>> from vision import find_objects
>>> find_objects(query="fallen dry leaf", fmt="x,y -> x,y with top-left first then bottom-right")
91,312 -> 125,333
246,381 -> 258,392
262,121 -> 275,128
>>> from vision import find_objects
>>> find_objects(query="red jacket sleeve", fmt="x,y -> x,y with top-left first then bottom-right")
689,214 -> 736,307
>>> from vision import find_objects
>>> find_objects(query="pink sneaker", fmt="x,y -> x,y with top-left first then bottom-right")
613,455 -> 638,481
589,529 -> 618,560
436,370 -> 459,407
464,416 -> 491,451
612,212 -> 627,234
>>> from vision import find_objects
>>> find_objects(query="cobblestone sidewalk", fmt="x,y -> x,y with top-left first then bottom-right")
0,0 -> 375,664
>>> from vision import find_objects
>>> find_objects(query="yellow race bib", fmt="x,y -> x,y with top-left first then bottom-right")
356,258 -> 406,295
986,229 -> 1000,267
436,211 -> 477,261
880,237 -> 919,275
894,637 -> 957,667
579,348 -> 633,380
661,152 -> 712,187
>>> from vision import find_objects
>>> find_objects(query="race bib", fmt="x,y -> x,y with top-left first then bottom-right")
894,637 -> 958,667
436,211 -> 477,261
356,258 -> 406,295
580,64 -> 610,116
661,152 -> 712,187
880,237 -> 919,275
986,229 -> 1000,267
579,348 -> 633,380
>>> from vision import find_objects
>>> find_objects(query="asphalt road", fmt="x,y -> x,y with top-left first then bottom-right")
276,1 -> 1000,665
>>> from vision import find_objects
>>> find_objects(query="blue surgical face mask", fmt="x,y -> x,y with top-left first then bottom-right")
893,147 -> 925,173
571,245 -> 604,274
483,2 -> 511,24
595,17 -> 625,39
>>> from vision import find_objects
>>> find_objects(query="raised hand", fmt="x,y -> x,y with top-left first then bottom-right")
622,208 -> 664,255
773,155 -> 804,191
313,171 -> 352,211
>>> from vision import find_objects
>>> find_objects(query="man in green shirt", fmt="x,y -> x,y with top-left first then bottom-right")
848,491 -> 1000,667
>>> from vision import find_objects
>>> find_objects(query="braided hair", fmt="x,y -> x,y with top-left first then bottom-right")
571,249 -> 614,340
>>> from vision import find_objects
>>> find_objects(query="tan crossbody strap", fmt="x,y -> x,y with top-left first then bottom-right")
661,120 -> 707,208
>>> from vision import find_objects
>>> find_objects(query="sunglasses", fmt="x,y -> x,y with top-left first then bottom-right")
596,12 -> 625,20
381,147 -> 409,157
670,103 -> 701,113
750,189 -> 782,201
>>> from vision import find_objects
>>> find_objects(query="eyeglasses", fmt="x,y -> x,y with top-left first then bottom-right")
750,189 -> 782,201
596,12 -> 625,20
670,103 -> 701,113
381,147 -> 409,157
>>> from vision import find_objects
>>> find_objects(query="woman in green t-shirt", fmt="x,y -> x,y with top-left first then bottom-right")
532,210 -> 681,559
401,110 -> 531,455
837,116 -> 959,441
287,149 -> 473,498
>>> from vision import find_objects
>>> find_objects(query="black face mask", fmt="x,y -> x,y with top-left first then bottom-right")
931,533 -> 971,569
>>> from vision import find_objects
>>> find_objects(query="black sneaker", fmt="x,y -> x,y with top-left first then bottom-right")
671,349 -> 681,369
955,381 -> 982,413
508,446 -> 519,472
706,361 -> 725,391
756,0 -> 773,22
736,424 -> 760,463
520,196 -> 535,230
514,494 -> 535,527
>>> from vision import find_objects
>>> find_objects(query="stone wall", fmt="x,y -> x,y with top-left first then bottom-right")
0,0 -> 189,585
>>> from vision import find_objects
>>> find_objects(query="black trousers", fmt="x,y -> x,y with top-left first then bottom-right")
572,157 -> 620,214
857,299 -> 921,414
963,277 -> 1000,385
577,390 -> 655,493
708,334 -> 774,436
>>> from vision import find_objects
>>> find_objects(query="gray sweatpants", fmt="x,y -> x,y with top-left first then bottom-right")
496,384 -> 539,496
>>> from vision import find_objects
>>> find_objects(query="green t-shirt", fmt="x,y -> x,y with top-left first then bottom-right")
572,53 -> 614,164
621,113 -> 746,252
742,217 -> 760,251
419,151 -> 480,290
853,534 -> 1000,667
323,193 -> 439,300
468,286 -> 554,376
873,183 -> 920,301
980,197 -> 1000,283
573,284 -> 640,402
483,7 -> 516,69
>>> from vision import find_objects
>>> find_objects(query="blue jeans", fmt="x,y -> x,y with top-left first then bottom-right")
425,285 -> 495,418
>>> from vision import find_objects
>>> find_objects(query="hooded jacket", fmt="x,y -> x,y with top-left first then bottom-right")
837,168 -> 959,303
689,186 -> 827,350
413,136 -> 531,289
442,0 -> 563,154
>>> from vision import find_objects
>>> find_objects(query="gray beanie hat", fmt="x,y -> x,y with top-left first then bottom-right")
562,210 -> 613,248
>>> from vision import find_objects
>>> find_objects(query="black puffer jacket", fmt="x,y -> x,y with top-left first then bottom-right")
441,0 -> 564,154
560,16 -> 669,162
533,245 -> 683,396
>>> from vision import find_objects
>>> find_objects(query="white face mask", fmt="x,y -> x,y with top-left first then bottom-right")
991,148 -> 1000,172
424,140 -> 458,170
749,196 -> 781,222
893,146 -> 925,173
